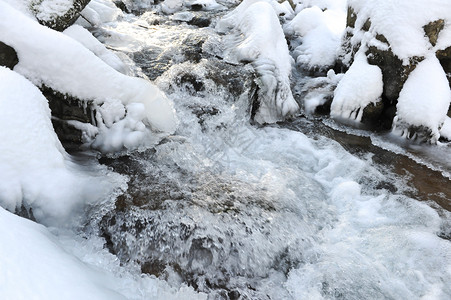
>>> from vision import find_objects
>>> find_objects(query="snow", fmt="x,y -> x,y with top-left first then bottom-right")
285,3 -> 346,69
302,69 -> 343,114
331,52 -> 383,121
218,0 -> 299,123
393,56 -> 451,143
0,67 -> 118,224
0,207 -> 126,300
0,207 -> 207,300
161,0 -> 184,14
77,0 -> 122,27
32,0 -> 74,21
64,24 -> 127,73
440,117 -> 451,141
348,0 -> 451,60
0,1 -> 177,152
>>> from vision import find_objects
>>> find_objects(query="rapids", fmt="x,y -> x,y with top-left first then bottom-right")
54,5 -> 451,300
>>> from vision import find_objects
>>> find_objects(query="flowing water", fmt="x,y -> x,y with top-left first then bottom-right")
56,6 -> 451,300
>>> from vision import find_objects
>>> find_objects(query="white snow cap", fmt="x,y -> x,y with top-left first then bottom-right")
331,52 -> 383,122
285,2 -> 347,69
0,1 -> 178,152
218,0 -> 299,124
393,56 -> 451,143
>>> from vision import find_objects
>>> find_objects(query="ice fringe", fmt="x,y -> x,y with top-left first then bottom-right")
217,0 -> 299,124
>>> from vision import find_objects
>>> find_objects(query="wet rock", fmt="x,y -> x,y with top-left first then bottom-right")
361,18 -> 371,32
423,19 -> 445,47
42,86 -> 95,151
33,0 -> 91,31
436,46 -> 451,88
188,17 -> 211,28
361,100 -> 384,125
0,42 -> 18,69
366,47 -> 422,105
346,7 -> 357,29
113,0 -> 130,13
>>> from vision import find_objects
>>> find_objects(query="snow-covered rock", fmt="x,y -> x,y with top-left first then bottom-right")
0,67 -> 118,223
218,0 -> 299,124
393,56 -> 451,143
334,0 -> 451,142
0,1 -> 177,152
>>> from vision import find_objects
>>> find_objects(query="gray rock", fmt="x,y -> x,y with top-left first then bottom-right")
0,41 -> 18,69
41,86 -> 95,151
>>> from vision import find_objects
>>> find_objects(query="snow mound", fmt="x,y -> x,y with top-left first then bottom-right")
0,1 -> 177,152
285,3 -> 346,69
0,67 -> 118,224
217,0 -> 299,124
331,52 -> 383,121
0,207 -> 127,300
393,56 -> 451,143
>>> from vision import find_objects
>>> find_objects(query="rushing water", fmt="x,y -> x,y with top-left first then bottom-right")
55,6 -> 451,300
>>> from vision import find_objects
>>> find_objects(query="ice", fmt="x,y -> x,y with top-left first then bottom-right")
393,55 -> 451,143
331,51 -> 383,121
1,1 -> 450,298
218,0 -> 299,123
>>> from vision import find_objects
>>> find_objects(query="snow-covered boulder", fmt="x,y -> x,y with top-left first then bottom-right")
0,67 -> 119,224
0,1 -> 177,152
10,0 -> 93,31
334,0 -> 451,142
217,0 -> 299,124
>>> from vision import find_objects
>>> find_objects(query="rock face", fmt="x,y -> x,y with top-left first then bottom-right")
0,42 -> 18,69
